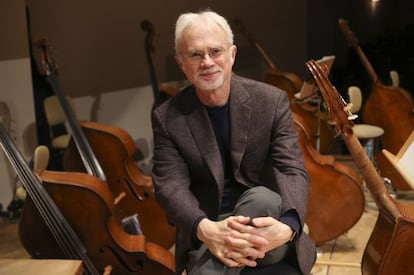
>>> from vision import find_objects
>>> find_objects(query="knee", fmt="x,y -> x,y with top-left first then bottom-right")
233,186 -> 282,218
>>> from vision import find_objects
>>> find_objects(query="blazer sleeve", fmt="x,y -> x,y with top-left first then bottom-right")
151,105 -> 208,250
269,90 -> 310,227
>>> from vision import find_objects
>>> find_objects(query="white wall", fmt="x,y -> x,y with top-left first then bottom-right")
0,58 -> 35,208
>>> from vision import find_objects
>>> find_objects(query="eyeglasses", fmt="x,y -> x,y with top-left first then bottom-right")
181,46 -> 230,65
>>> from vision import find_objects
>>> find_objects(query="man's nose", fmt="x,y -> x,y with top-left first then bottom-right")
200,53 -> 215,65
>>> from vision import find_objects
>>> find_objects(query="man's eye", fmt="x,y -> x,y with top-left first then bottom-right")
210,49 -> 223,57
190,52 -> 203,59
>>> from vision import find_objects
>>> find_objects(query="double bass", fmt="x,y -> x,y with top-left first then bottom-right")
339,18 -> 414,190
0,122 -> 175,275
34,38 -> 175,249
233,18 -> 302,99
293,113 -> 365,244
141,19 -> 178,108
233,18 -> 334,154
64,120 -> 176,249
307,59 -> 414,275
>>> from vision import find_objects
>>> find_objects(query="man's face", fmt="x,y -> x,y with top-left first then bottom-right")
175,21 -> 236,93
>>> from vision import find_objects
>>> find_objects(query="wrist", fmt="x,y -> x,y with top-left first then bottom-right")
287,227 -> 297,243
196,217 -> 209,242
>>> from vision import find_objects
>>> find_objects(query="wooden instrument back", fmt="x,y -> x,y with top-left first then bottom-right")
293,113 -> 365,244
0,121 -> 175,275
20,170 -> 176,275
306,59 -> 414,275
64,120 -> 176,249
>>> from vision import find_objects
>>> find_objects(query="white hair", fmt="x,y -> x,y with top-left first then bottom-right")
174,10 -> 234,52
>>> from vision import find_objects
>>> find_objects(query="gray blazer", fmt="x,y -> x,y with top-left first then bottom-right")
152,74 -> 316,274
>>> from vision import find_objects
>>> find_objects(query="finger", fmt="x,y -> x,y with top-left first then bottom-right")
225,250 -> 245,260
225,235 -> 251,249
250,216 -> 275,227
226,247 -> 265,261
227,219 -> 255,233
227,216 -> 251,225
232,256 -> 258,268
231,215 -> 251,224
226,231 -> 268,248
219,256 -> 244,268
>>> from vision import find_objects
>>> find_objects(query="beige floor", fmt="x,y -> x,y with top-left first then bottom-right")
311,191 -> 378,275
1,174 -> 413,274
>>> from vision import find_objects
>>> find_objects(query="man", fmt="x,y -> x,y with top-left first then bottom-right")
151,10 -> 316,274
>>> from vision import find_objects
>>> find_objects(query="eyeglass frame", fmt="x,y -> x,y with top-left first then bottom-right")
178,45 -> 233,65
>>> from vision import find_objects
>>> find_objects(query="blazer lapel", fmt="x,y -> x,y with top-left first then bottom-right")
230,77 -> 252,175
186,96 -> 225,190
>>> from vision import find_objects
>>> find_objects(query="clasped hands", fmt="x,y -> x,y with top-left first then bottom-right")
196,215 -> 293,268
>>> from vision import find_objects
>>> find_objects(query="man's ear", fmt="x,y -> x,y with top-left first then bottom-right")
175,55 -> 184,69
230,45 -> 237,64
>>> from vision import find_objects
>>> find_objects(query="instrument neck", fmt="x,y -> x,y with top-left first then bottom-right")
254,41 -> 277,70
343,133 -> 387,204
355,46 -> 379,84
46,75 -> 106,181
144,48 -> 161,106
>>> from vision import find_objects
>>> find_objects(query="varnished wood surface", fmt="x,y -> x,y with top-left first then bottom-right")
0,259 -> 83,275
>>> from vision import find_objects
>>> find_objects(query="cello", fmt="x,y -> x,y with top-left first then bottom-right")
293,113 -> 365,244
307,59 -> 414,275
339,18 -> 414,190
34,38 -> 175,249
233,18 -> 335,154
0,122 -> 175,275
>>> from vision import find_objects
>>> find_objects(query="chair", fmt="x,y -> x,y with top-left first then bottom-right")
389,70 -> 399,87
347,86 -> 384,165
15,145 -> 50,201
43,95 -> 75,170
43,95 -> 72,150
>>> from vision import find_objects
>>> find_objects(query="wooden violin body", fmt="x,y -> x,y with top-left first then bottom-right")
20,170 -> 176,275
293,113 -> 365,244
307,59 -> 414,275
339,18 -> 414,190
64,120 -> 176,249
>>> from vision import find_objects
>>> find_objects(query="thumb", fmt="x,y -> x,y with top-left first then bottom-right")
251,217 -> 275,227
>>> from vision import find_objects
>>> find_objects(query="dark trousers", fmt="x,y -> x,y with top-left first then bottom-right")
186,186 -> 301,275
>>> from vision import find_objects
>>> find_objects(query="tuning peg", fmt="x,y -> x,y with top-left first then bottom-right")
343,103 -> 358,120
348,114 -> 358,120
343,103 -> 353,112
